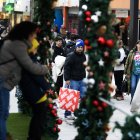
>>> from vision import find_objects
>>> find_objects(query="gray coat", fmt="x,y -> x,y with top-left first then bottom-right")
0,40 -> 48,90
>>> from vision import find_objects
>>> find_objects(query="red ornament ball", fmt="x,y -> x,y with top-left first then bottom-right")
84,39 -> 89,45
97,106 -> 103,112
85,11 -> 91,17
57,128 -> 61,132
48,104 -> 53,109
106,39 -> 114,48
56,119 -> 63,125
98,37 -> 106,45
92,100 -> 99,106
102,102 -> 108,108
53,127 -> 57,132
86,17 -> 91,22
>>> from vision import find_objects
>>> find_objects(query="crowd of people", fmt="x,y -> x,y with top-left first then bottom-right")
0,20 -> 140,140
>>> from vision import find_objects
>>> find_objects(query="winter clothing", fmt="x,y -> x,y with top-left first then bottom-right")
52,45 -> 66,94
19,53 -> 50,139
124,48 -> 136,94
64,52 -> 86,81
75,39 -> 84,48
19,54 -> 50,104
64,41 -> 75,56
0,40 -> 48,90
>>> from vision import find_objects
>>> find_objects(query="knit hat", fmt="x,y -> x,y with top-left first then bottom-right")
75,39 -> 84,48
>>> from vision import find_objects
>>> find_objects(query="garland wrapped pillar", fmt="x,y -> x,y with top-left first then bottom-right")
74,0 -> 118,139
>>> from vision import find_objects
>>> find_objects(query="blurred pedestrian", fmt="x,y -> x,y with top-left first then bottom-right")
124,40 -> 140,103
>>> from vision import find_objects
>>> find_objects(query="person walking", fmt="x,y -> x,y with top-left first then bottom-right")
113,39 -> 126,100
124,40 -> 140,103
0,21 -> 48,140
52,36 -> 66,95
64,39 -> 86,119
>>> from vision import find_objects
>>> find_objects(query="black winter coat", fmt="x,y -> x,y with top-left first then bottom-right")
64,51 -> 86,81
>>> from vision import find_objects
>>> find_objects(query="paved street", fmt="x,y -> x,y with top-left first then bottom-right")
10,87 -> 132,140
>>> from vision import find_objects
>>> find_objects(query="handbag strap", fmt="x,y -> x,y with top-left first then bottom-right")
0,58 -> 15,66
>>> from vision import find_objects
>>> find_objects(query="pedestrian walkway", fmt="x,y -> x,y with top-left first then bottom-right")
10,88 -> 132,140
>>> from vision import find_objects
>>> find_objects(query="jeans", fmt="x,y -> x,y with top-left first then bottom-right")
70,80 -> 86,98
0,87 -> 10,140
131,73 -> 140,99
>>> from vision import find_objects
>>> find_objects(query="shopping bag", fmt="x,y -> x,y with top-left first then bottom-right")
58,87 -> 80,112
121,76 -> 128,93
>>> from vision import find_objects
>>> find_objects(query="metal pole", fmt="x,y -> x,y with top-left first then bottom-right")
129,0 -> 139,50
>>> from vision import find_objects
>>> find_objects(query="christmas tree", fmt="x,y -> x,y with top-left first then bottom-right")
115,114 -> 140,140
74,0 -> 118,139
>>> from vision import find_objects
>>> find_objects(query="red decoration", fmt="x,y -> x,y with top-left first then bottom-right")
84,39 -> 89,45
56,119 -> 63,125
48,103 -> 53,109
104,51 -> 109,57
53,127 -> 57,132
57,128 -> 61,132
106,39 -> 114,48
86,46 -> 92,50
85,11 -> 91,17
92,100 -> 99,106
51,109 -> 57,115
98,37 -> 106,45
97,106 -> 103,112
102,102 -> 108,108
86,17 -> 91,22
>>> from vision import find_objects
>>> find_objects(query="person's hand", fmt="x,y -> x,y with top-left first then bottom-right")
126,74 -> 130,79
66,80 -> 70,85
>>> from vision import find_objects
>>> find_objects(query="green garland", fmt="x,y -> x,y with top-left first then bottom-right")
74,0 -> 118,139
115,114 -> 140,140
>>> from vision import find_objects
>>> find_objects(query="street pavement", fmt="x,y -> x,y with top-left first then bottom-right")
10,87 -> 132,140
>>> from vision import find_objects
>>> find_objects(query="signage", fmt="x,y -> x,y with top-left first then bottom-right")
3,3 -> 14,13
115,10 -> 128,18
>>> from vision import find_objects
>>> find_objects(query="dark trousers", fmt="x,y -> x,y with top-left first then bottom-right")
27,101 -> 47,140
114,70 -> 124,96
55,75 -> 63,95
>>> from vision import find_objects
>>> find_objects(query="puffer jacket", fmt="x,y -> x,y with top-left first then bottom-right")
0,40 -> 48,90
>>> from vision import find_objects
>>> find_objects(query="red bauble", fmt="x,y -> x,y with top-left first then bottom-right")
57,128 -> 61,132
97,106 -> 103,112
102,102 -> 108,108
84,39 -> 89,45
51,109 -> 57,115
56,119 -> 63,125
106,39 -> 114,48
53,127 -> 57,132
86,46 -> 92,50
48,104 -> 53,109
92,100 -> 99,106
86,17 -> 91,22
85,11 -> 91,17
98,37 -> 106,45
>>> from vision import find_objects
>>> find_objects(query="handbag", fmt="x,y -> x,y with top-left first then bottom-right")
58,87 -> 80,112
121,76 -> 128,93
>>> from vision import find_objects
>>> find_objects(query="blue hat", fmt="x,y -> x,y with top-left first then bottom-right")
75,39 -> 84,48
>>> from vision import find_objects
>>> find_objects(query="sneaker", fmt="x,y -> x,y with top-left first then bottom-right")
65,115 -> 75,120
116,95 -> 124,101
65,118 -> 74,125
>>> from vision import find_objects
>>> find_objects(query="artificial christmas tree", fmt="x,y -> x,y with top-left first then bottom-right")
74,0 -> 118,139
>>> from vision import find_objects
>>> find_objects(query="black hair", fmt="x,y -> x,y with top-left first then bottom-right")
8,21 -> 38,41
55,36 -> 63,42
